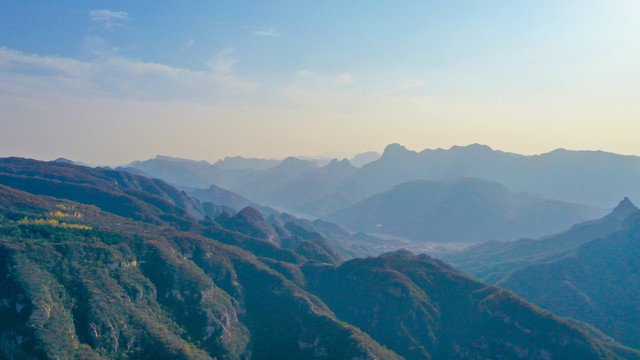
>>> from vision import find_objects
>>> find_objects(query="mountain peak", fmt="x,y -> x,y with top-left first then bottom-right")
325,158 -> 355,169
54,157 -> 74,164
236,206 -> 265,223
383,143 -> 407,152
380,249 -> 415,257
381,143 -> 411,158
611,196 -> 638,217
280,156 -> 314,167
449,143 -> 494,153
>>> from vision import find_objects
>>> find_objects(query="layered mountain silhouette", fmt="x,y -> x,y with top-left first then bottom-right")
128,144 -> 640,219
1,157 -> 637,359
346,143 -> 640,209
326,178 -> 601,243
349,151 -> 380,167
213,156 -> 280,171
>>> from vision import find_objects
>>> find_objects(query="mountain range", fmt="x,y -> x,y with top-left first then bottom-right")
2,157 -> 638,359
127,144 -> 640,221
326,178 -> 602,243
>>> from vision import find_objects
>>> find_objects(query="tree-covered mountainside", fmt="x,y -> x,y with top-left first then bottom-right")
303,251 -> 640,360
497,210 -> 640,350
1,157 -> 639,359
326,178 -> 601,243
442,197 -> 638,283
441,196 -> 640,351
0,186 -> 399,360
0,157 -> 374,263
186,184 -> 277,217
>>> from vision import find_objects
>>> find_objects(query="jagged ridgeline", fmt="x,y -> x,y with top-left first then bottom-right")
1,158 -> 639,359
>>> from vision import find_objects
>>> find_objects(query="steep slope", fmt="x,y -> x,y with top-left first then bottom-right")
0,158 -> 371,264
498,211 -> 640,350
349,151 -> 380,167
443,197 -> 638,282
187,184 -> 277,216
303,251 -> 640,360
216,207 -> 343,264
268,214 -> 387,259
327,178 -> 600,243
0,186 -> 400,360
262,158 -> 358,213
224,157 -> 318,206
0,157 -> 230,224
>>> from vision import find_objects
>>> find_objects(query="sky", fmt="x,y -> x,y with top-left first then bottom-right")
1,1 -> 639,165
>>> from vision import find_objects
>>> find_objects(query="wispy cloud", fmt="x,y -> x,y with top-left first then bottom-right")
207,48 -> 237,76
181,39 -> 194,53
254,27 -> 280,37
0,47 -> 259,102
89,9 -> 129,28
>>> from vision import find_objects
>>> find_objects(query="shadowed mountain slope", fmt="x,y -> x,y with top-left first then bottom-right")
497,210 -> 640,350
186,184 -> 277,216
443,197 -> 638,282
303,251 -> 640,360
327,178 -> 601,243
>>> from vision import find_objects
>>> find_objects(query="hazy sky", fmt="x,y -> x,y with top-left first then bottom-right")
1,1 -> 639,165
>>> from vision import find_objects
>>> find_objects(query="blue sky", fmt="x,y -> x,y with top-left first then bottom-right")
1,1 -> 639,164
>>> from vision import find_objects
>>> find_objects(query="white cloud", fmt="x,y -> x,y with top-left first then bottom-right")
89,9 -> 129,28
208,48 -> 237,76
0,47 -> 259,101
254,28 -> 280,37
0,47 -> 90,78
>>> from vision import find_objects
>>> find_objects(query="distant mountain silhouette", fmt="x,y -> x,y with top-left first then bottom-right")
327,178 -> 602,243
127,144 -> 640,217
349,151 -> 380,167
213,156 -> 280,171
129,155 -> 228,188
345,143 -> 640,209
261,158 -> 358,211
